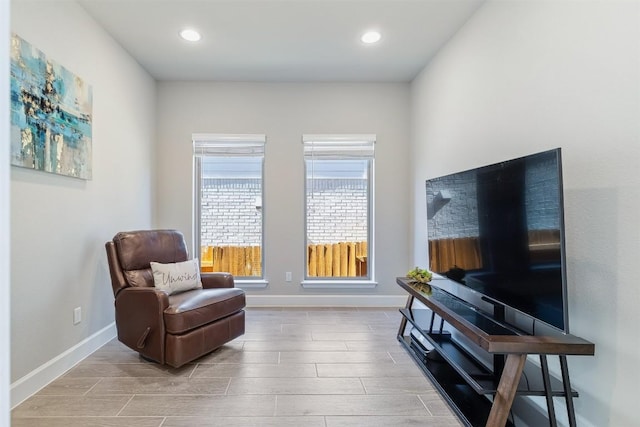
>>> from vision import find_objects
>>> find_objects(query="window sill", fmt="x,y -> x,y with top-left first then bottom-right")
235,279 -> 269,289
300,280 -> 377,289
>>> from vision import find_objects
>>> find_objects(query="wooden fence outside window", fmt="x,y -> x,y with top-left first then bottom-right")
200,241 -> 368,278
307,241 -> 367,277
200,245 -> 262,277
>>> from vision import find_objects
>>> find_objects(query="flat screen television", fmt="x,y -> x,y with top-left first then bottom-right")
426,148 -> 568,332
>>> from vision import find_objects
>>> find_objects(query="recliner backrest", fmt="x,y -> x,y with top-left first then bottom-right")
106,229 -> 189,297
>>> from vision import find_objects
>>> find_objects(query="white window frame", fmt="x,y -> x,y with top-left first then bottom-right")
193,133 -> 267,288
301,134 -> 376,289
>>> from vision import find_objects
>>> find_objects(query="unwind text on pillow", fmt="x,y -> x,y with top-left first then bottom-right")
150,259 -> 202,295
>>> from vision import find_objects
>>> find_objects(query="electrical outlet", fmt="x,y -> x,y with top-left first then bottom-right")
73,307 -> 82,325
285,272 -> 292,282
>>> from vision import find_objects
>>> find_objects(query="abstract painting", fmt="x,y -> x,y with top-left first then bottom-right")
10,34 -> 93,180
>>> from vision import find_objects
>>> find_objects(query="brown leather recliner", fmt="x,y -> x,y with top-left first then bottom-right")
105,229 -> 245,368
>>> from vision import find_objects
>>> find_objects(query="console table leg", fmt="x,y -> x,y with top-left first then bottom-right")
540,355 -> 557,427
486,353 -> 527,427
559,355 -> 577,427
397,295 -> 414,339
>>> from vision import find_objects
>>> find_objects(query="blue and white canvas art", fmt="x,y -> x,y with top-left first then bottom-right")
10,34 -> 93,180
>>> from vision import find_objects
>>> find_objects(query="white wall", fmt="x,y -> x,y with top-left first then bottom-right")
1,0 -> 12,424
10,0 -> 156,397
411,1 -> 639,426
156,82 -> 411,302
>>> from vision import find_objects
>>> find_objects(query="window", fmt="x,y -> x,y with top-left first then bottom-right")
193,134 -> 265,281
303,134 -> 375,285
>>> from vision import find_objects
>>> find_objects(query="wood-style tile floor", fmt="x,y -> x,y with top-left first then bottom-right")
12,307 -> 463,426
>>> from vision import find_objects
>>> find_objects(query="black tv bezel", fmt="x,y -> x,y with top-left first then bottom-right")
425,148 -> 570,333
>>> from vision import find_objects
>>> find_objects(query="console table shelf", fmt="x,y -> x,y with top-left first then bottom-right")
400,334 -> 514,427
396,277 -> 595,427
400,308 -> 578,397
399,334 -> 516,427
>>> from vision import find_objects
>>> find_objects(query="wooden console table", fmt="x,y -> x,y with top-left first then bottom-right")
396,277 -> 594,427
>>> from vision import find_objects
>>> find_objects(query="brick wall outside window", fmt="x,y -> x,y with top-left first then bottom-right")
200,178 -> 367,245
201,178 -> 262,246
306,178 -> 367,244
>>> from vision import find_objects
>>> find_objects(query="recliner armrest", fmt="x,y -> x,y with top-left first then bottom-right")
201,272 -> 235,289
114,287 -> 170,363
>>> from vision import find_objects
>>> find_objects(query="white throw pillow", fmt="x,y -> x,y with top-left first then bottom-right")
150,259 -> 203,295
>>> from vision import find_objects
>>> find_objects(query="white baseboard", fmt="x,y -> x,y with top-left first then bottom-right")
246,294 -> 407,307
513,395 -> 595,427
11,322 -> 116,409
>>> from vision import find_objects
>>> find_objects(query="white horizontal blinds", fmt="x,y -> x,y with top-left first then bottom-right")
302,134 -> 375,159
193,134 -> 266,157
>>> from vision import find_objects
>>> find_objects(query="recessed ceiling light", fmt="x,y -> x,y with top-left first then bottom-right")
361,31 -> 381,44
180,29 -> 201,42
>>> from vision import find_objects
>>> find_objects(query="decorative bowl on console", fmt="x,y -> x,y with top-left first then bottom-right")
406,266 -> 432,284
406,267 -> 433,295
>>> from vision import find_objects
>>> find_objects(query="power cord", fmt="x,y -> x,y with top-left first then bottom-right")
510,408 -> 517,426
522,370 -> 531,391
532,318 -> 536,336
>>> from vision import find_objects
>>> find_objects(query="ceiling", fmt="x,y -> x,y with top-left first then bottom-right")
77,0 -> 485,82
